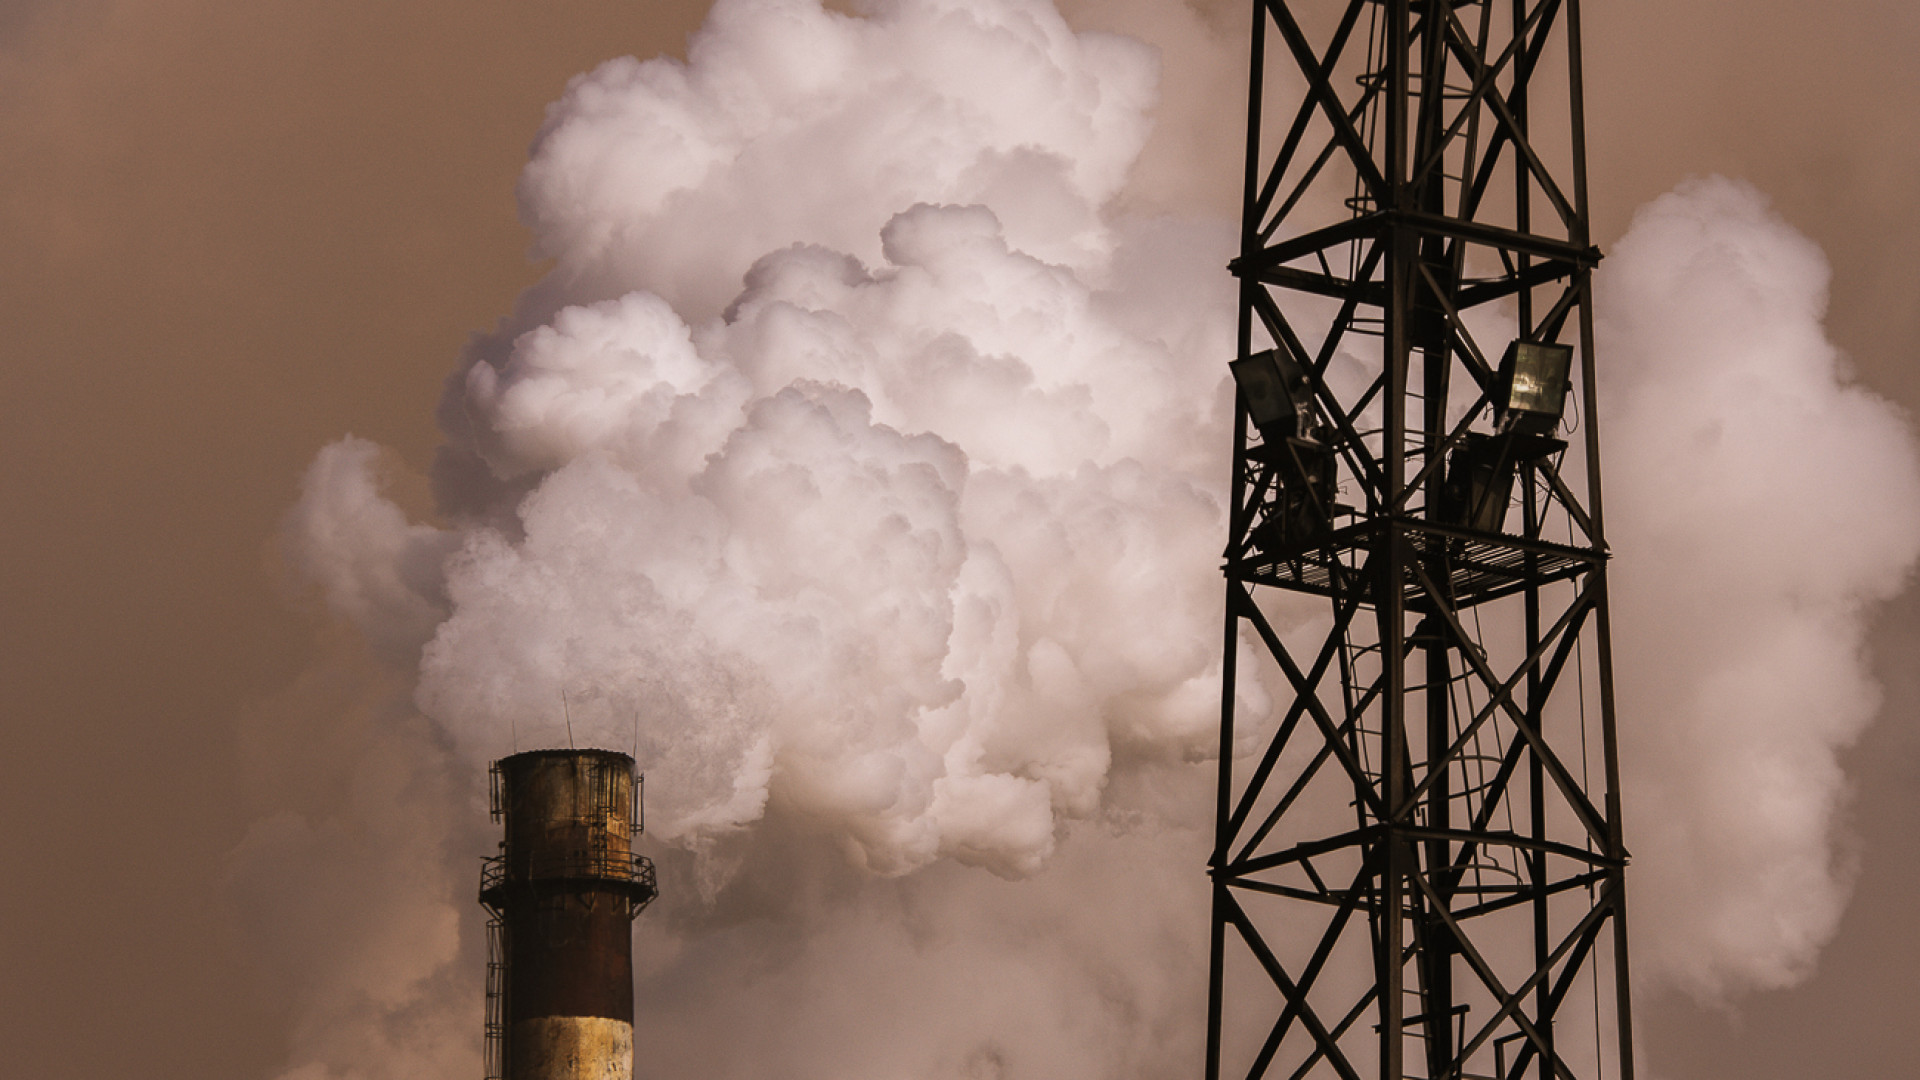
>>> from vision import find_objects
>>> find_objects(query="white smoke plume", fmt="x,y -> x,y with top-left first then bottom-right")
338,0 -> 1249,881
271,2 -> 1243,1075
246,1 -> 1920,1077
506,0 -> 1156,324
1601,176 -> 1920,1000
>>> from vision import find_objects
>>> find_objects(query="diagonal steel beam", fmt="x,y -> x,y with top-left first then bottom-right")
1224,890 -> 1368,1080
1243,850 -> 1382,1078
1285,989 -> 1381,1080
1224,595 -> 1364,853
1235,582 -> 1390,819
1458,0 -> 1567,226
1407,560 -> 1610,846
1410,0 -> 1558,192
1255,0 -> 1375,230
1234,672 -> 1382,865
1401,579 -> 1597,813
1411,870 -> 1607,1080
1438,5 -> 1577,230
1262,0 -> 1390,206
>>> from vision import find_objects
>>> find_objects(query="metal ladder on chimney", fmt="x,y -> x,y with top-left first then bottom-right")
483,914 -> 507,1080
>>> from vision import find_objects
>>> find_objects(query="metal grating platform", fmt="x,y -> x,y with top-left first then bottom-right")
1231,518 -> 1601,607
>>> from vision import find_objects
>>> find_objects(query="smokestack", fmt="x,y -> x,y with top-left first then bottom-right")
479,749 -> 656,1080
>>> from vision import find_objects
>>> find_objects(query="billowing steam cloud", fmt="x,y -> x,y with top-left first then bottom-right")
247,0 -> 1919,1077
296,0 -> 1244,883
506,0 -> 1155,323
1601,176 -> 1920,999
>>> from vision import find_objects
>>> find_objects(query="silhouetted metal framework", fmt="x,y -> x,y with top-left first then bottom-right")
1208,4 -> 1634,1080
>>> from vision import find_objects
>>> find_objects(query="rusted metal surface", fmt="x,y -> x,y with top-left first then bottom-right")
481,749 -> 656,1080
503,891 -> 635,1024
499,750 -> 635,863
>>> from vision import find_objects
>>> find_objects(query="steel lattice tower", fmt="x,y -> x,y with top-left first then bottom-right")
1207,4 -> 1634,1080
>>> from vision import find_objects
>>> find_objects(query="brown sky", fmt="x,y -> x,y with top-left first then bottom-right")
0,3 -> 711,1076
2,2 -> 1916,1078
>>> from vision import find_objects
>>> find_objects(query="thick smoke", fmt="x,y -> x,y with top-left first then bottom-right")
295,0 -> 1248,884
252,1 -> 1919,1077
505,0 -> 1156,323
1601,176 -> 1920,1000
275,2 -> 1243,1075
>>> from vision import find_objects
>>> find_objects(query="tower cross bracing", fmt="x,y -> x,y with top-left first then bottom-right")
1207,4 -> 1635,1080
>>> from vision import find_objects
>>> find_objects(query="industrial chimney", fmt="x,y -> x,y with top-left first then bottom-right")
479,749 -> 657,1080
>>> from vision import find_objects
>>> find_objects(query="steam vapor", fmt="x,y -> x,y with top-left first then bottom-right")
325,0 -> 1241,881
242,1 -> 1920,1077
1601,176 -> 1920,999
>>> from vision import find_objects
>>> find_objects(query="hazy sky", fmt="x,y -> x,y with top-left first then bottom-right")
3,2 -> 1917,1078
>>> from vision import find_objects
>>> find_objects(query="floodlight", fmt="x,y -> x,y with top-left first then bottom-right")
1267,438 -> 1337,551
1495,340 -> 1574,436
1230,349 -> 1315,439
1438,430 -> 1567,534
1439,432 -> 1518,533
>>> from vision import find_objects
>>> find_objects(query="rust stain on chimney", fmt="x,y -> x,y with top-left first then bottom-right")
480,749 -> 657,1080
